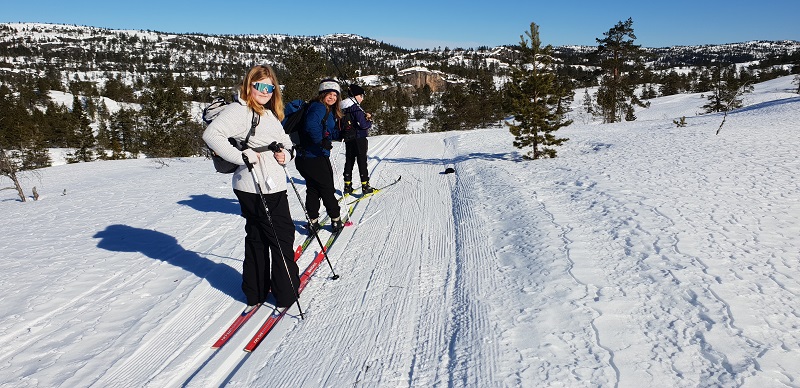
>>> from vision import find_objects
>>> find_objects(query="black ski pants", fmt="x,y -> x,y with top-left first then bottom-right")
234,189 -> 299,307
343,137 -> 369,183
295,155 -> 341,220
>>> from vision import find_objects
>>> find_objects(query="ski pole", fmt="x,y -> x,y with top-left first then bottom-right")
269,142 -> 340,280
242,152 -> 305,319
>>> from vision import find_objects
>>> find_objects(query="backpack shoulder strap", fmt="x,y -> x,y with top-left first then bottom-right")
235,109 -> 260,151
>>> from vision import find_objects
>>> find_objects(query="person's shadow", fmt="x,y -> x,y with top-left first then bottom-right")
177,194 -> 240,215
93,224 -> 243,302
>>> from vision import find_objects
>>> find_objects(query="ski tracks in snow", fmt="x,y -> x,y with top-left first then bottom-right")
423,134 -> 503,386
532,108 -> 800,387
0,161 -> 250,387
226,132 -> 506,386
437,117 -> 796,387
87,209 -> 246,387
139,139 -> 408,387
443,129 -> 616,386
537,171 -> 759,387
171,135 -> 428,387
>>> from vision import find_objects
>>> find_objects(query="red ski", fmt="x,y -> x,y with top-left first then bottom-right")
244,205 -> 356,352
244,246 -> 328,352
211,304 -> 261,349
212,233 -> 309,349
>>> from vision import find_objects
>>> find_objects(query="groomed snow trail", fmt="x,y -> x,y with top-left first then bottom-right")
210,131 -> 509,387
2,76 -> 799,387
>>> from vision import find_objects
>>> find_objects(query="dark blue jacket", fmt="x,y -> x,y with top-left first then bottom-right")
299,101 -> 339,158
341,98 -> 371,139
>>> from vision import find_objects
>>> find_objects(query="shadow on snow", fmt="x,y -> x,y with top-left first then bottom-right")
177,194 -> 240,216
379,151 -> 521,166
93,224 -> 244,303
732,96 -> 800,114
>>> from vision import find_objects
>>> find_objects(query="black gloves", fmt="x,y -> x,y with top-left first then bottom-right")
320,138 -> 333,150
267,141 -> 284,152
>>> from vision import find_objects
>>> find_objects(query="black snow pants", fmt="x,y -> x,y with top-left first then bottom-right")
234,189 -> 299,307
295,155 -> 341,220
343,137 -> 369,183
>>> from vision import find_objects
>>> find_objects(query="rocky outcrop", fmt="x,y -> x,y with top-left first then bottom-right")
397,68 -> 449,92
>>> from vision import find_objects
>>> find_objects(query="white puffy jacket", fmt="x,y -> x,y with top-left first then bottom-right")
202,96 -> 293,195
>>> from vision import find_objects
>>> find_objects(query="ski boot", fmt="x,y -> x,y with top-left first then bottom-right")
343,181 -> 354,196
306,218 -> 321,233
361,181 -> 375,195
331,217 -> 344,232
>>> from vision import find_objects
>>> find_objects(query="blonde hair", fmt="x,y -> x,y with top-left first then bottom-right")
240,65 -> 285,121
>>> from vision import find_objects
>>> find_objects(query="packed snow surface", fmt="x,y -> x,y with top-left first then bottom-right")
1,76 -> 799,387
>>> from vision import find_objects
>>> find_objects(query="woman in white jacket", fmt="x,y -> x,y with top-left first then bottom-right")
202,65 -> 299,310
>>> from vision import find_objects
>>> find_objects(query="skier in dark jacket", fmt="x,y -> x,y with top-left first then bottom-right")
340,84 -> 375,195
295,79 -> 344,232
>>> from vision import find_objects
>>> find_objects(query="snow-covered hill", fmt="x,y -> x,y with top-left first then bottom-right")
1,76 -> 799,387
3,22 -> 797,86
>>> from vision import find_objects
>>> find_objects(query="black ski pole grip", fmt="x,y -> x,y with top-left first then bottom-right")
242,152 -> 254,171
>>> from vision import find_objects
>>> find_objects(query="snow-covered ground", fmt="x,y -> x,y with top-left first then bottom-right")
1,76 -> 799,387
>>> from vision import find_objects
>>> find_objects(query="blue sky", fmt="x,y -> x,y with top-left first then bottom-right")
2,0 -> 798,49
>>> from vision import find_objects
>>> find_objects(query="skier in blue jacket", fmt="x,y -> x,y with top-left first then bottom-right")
295,79 -> 344,232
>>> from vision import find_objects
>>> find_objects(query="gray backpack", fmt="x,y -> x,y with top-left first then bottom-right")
202,95 -> 260,173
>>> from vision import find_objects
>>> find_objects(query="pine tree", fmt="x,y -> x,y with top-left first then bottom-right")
641,84 -> 658,100
691,68 -> 712,93
102,75 -> 135,102
374,104 -> 409,135
506,22 -> 571,160
554,72 -> 576,117
660,70 -> 684,96
793,74 -> 800,94
44,66 -> 64,92
42,101 -> 72,148
0,85 -> 29,150
69,95 -> 95,162
703,64 -> 752,113
365,84 -> 410,135
581,89 -> 595,116
95,118 -> 112,159
26,109 -> 52,169
282,45 -> 327,101
169,109 -> 204,157
20,133 -> 51,170
472,69 -> 503,127
139,73 -> 191,157
594,18 -> 646,123
409,83 -> 432,121
427,83 -> 468,132
110,107 -> 139,156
